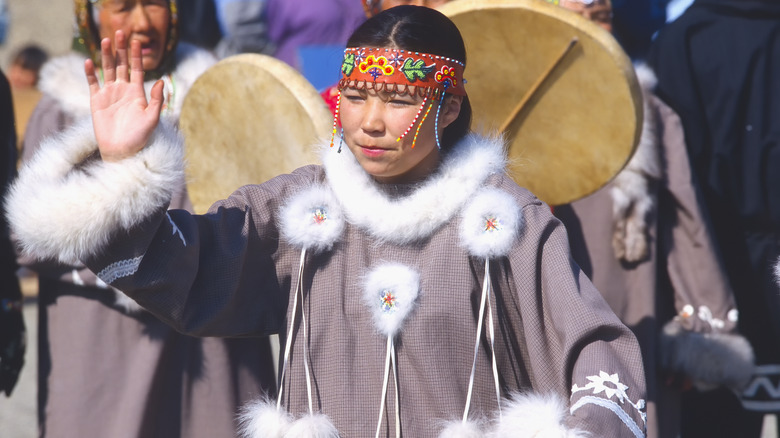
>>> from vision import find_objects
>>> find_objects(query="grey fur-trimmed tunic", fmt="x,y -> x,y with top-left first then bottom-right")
18,45 -> 277,438
9,120 -> 648,436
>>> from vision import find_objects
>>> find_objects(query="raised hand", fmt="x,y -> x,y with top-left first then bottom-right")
85,30 -> 165,162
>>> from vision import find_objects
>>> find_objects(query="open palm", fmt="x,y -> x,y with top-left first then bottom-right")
86,31 -> 165,162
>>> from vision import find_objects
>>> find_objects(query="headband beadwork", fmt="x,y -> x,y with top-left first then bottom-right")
338,47 -> 467,98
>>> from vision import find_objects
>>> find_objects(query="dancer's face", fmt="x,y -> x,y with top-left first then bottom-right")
339,85 -> 462,184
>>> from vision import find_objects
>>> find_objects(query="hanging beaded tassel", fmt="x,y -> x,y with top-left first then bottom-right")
329,90 -> 343,150
396,96 -> 429,147
433,86 -> 449,150
411,99 -> 436,149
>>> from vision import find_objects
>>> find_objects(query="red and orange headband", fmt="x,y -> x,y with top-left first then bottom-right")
338,47 -> 466,98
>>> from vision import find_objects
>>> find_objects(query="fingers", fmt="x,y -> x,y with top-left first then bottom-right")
85,59 -> 101,97
147,80 -> 166,118
115,31 -> 129,82
129,39 -> 145,85
101,37 -> 116,82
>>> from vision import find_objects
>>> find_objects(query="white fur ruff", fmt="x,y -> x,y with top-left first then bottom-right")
279,186 -> 345,253
363,263 -> 421,338
437,420 -> 486,438
237,398 -> 293,438
661,320 -> 755,391
492,392 -> 589,438
6,120 -> 185,264
459,188 -> 523,258
322,134 -> 506,244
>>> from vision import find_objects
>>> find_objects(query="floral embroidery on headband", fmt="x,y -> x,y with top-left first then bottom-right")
359,55 -> 395,80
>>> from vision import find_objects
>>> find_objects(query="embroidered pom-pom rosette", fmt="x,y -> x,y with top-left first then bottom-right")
338,48 -> 467,99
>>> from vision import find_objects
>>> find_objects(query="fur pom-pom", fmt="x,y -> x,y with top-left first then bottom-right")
6,119 -> 184,264
279,186 -> 345,253
492,392 -> 589,438
363,263 -> 421,338
237,398 -> 293,438
661,320 -> 755,391
459,188 -> 523,258
286,414 -> 340,438
437,420 -> 486,437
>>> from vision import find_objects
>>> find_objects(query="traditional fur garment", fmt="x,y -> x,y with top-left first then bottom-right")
9,123 -> 649,436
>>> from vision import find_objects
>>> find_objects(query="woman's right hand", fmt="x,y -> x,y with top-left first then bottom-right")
85,30 -> 165,162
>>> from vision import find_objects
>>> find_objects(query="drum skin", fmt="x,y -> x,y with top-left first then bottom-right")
439,0 -> 642,205
180,54 -> 332,213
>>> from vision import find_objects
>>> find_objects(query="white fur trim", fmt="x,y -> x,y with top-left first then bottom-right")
492,392 -> 589,438
285,414 -> 340,438
661,320 -> 755,391
6,120 -> 185,264
363,263 -> 421,338
459,188 -> 523,258
237,398 -> 293,438
279,186 -> 345,253
437,420 -> 486,437
37,43 -> 215,118
322,134 -> 506,244
608,62 -> 662,263
774,256 -> 780,287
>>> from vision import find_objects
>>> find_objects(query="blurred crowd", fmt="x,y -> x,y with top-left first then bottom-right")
0,0 -> 778,437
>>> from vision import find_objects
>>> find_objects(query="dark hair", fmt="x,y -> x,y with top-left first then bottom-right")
346,6 -> 472,151
12,45 -> 48,72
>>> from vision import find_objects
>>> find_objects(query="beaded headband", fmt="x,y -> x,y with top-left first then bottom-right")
338,47 -> 466,98
330,47 -> 466,151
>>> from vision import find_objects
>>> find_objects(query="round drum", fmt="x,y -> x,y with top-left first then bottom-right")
180,54 -> 333,213
439,0 -> 642,205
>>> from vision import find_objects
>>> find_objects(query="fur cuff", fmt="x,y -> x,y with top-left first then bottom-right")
661,320 -> 755,391
6,119 -> 185,264
774,256 -> 780,287
493,392 -> 589,437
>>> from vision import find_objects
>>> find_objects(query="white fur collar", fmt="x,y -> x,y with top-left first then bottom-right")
37,43 -> 215,118
321,134 -> 506,244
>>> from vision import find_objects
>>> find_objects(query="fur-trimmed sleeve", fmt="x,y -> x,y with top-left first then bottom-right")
6,119 -> 184,264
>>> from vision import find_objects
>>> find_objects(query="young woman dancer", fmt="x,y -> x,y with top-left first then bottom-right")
8,6 -> 647,437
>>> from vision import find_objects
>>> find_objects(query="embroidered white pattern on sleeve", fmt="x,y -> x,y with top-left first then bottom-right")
167,212 -> 187,246
571,371 -> 646,438
97,256 -> 144,285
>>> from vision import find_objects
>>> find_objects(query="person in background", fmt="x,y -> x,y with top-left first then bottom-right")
0,68 -> 25,399
648,1 -> 780,436
213,0 -> 273,58
18,1 -> 276,436
265,0 -> 365,71
550,1 -> 754,437
7,45 -> 48,89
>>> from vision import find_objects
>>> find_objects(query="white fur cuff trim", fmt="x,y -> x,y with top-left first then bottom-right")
279,186 -> 345,253
363,263 -> 421,338
459,188 -> 523,258
437,420 -> 486,437
6,119 -> 185,264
